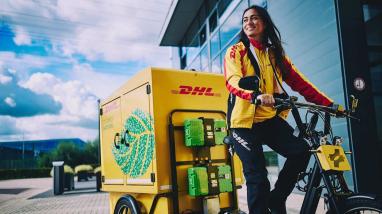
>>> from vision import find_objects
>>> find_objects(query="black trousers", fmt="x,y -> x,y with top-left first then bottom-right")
231,116 -> 310,214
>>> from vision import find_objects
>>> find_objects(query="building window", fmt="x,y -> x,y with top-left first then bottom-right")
209,10 -> 218,33
220,0 -> 247,52
186,36 -> 199,68
200,45 -> 209,71
211,55 -> 221,73
218,0 -> 233,17
189,55 -> 201,71
363,2 -> 382,143
181,0 -> 259,72
250,0 -> 267,9
210,31 -> 220,59
180,55 -> 187,69
199,25 -> 207,46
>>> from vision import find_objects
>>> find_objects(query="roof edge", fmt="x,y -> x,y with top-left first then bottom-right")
158,0 -> 179,46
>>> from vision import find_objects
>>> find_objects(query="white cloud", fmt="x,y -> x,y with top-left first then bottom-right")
0,0 -> 174,142
23,72 -> 98,120
14,115 -> 98,141
0,52 -> 50,78
13,26 -> 32,45
0,115 -> 97,142
0,74 -> 12,84
4,97 -> 16,107
71,63 -> 128,99
8,68 -> 16,74
3,72 -> 100,141
1,0 -> 172,66
21,72 -> 60,95
0,116 -> 20,136
0,57 -> 109,141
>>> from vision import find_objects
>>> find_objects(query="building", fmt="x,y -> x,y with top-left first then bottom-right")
159,0 -> 382,194
0,138 -> 86,169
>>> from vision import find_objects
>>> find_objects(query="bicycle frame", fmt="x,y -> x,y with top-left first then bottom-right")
286,101 -> 353,213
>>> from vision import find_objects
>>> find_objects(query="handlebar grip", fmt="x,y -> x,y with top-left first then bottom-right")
254,99 -> 261,105
254,98 -> 283,106
274,98 -> 284,106
254,96 -> 295,106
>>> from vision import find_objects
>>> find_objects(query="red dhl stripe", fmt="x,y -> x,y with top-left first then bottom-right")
283,59 -> 332,106
239,48 -> 247,76
224,57 -> 252,101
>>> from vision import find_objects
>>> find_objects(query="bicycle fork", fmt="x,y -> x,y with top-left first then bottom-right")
300,159 -> 343,213
300,162 -> 322,214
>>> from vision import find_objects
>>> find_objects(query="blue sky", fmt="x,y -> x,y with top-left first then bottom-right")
0,0 -> 171,142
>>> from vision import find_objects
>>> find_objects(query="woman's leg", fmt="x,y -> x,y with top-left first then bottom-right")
231,128 -> 270,214
263,117 -> 310,212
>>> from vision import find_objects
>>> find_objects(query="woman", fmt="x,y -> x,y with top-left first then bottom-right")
224,5 -> 338,214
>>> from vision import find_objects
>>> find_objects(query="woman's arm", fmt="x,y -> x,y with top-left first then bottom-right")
283,56 -> 333,106
223,44 -> 253,101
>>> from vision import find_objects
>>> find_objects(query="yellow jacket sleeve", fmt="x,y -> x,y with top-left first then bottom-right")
223,44 -> 253,101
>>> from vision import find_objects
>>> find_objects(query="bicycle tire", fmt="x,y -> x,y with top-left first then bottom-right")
342,197 -> 382,213
114,195 -> 141,214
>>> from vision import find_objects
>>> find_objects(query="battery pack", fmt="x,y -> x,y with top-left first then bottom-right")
214,119 -> 227,145
188,167 -> 209,196
218,165 -> 233,193
185,118 -> 227,147
184,119 -> 205,147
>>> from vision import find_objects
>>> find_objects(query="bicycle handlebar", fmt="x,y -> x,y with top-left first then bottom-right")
255,96 -> 358,120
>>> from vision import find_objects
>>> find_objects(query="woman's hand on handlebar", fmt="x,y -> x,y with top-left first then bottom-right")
256,94 -> 275,107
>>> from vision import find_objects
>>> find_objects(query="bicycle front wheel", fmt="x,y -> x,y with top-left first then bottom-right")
342,196 -> 382,213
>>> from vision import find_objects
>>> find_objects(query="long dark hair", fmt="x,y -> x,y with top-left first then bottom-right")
239,5 -> 287,77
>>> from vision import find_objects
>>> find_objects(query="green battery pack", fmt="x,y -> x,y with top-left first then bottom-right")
214,119 -> 227,145
218,165 -> 233,193
188,167 -> 209,196
184,119 -> 205,147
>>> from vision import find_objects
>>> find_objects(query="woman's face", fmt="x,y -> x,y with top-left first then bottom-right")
242,8 -> 265,40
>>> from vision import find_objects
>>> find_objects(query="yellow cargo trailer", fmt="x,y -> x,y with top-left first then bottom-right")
99,68 -> 243,214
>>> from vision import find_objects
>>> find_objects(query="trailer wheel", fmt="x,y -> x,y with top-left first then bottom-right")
114,195 -> 141,214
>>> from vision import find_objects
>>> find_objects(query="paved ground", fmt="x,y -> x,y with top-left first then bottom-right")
237,167 -> 325,214
0,177 -> 108,214
0,176 -> 324,213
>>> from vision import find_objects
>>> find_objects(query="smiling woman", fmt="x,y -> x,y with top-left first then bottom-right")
223,4 -> 343,214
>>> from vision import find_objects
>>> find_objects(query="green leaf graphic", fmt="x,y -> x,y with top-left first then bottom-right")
112,109 -> 155,178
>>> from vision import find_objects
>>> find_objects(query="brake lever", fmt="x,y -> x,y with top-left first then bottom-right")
349,115 -> 360,121
335,110 -> 360,121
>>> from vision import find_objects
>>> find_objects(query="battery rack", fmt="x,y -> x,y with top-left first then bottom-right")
168,109 -> 239,214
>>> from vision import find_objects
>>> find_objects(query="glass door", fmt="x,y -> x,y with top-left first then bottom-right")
362,1 -> 382,157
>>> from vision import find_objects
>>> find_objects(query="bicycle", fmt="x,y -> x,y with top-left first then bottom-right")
252,95 -> 382,213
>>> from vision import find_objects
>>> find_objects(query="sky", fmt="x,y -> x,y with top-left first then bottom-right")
0,0 -> 172,142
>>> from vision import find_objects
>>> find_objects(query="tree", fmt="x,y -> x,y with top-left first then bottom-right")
37,139 -> 99,168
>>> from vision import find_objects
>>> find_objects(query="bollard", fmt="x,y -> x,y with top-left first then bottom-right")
96,171 -> 101,192
52,161 -> 64,195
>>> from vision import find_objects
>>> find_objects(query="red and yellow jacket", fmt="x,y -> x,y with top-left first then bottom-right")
224,39 -> 333,128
